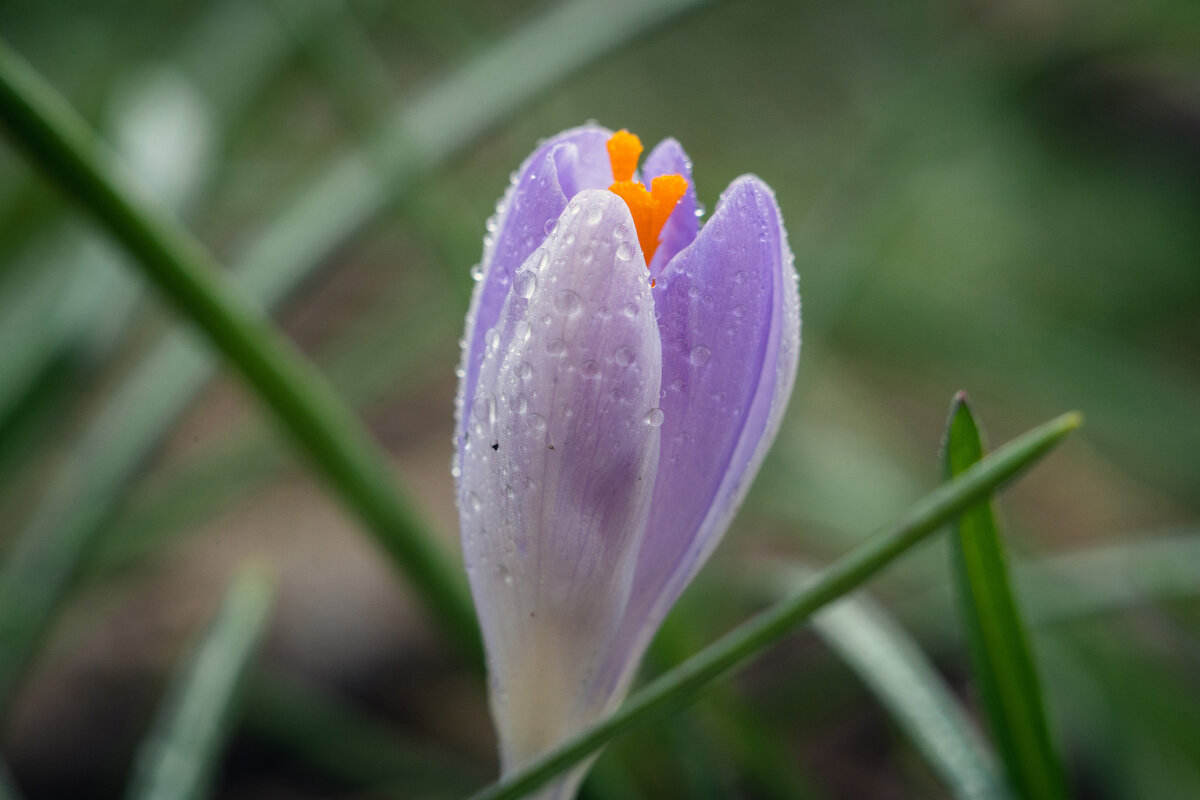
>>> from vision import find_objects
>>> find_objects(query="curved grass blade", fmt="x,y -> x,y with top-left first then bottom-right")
0,0 -> 707,713
0,36 -> 481,677
124,566 -> 274,800
469,409 -> 1081,800
807,578 -> 1007,800
944,395 -> 1069,800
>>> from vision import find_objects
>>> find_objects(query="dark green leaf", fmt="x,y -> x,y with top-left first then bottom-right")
944,395 -> 1069,800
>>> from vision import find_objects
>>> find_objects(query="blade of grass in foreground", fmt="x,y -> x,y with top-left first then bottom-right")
0,35 -> 481,671
469,409 -> 1081,800
123,566 -> 274,800
944,395 -> 1069,800
0,0 -> 708,713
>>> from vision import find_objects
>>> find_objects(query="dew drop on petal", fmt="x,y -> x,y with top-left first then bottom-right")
473,393 -> 497,426
689,345 -> 712,366
622,302 -> 638,319
514,270 -> 537,299
581,359 -> 601,378
468,491 -> 483,512
546,338 -> 566,356
484,327 -> 499,352
554,290 -> 581,316
644,408 -> 665,427
732,304 -> 747,318
544,217 -> 558,236
616,241 -> 635,262
470,263 -> 484,281
614,346 -> 636,367
528,413 -> 546,431
516,361 -> 533,380
586,204 -> 604,225
514,319 -> 531,343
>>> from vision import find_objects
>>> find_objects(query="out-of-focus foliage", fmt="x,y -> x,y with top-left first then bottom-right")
0,0 -> 1197,797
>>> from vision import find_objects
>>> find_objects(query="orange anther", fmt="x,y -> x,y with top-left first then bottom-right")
606,130 -> 643,183
606,130 -> 688,265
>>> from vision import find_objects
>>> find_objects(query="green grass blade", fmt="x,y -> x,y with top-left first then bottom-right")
469,410 -> 1081,800
0,0 -> 705,713
0,36 -> 482,663
808,580 -> 1008,800
123,566 -> 275,800
944,395 -> 1070,800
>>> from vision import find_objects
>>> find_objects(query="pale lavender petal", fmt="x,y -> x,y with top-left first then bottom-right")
642,137 -> 699,276
455,125 -> 614,491
458,190 -> 662,772
600,175 -> 801,696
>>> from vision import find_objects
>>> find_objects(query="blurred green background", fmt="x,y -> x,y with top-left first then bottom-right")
0,0 -> 1197,797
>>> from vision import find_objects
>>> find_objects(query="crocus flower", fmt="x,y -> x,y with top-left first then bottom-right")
455,124 -> 800,797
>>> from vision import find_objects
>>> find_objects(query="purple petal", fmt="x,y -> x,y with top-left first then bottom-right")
455,125 -> 614,493
458,190 -> 662,770
642,137 -> 699,276
600,175 -> 801,696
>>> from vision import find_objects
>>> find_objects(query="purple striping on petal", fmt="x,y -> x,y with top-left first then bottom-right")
598,175 -> 800,698
455,125 -> 613,497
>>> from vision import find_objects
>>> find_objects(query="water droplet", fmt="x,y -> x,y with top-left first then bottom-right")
613,224 -> 629,240
690,345 -> 712,366
473,393 -> 496,426
544,217 -> 558,236
581,359 -> 601,378
669,378 -> 685,392
535,251 -> 549,271
732,304 -> 747,318
514,270 -> 537,299
616,241 -> 635,262
514,394 -> 528,414
554,290 -> 581,316
546,338 -> 566,356
454,365 -> 465,378
470,263 -> 484,281
614,346 -> 636,367
687,285 -> 700,299
516,361 -> 533,380
528,413 -> 546,431
644,408 -> 665,427
734,270 -> 747,284
622,303 -> 638,319
484,327 -> 499,352
586,204 -> 604,225
468,491 -> 483,512
514,319 -> 531,343
504,484 -> 517,501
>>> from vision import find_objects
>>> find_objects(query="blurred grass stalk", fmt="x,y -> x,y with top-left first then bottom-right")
124,565 -> 274,800
0,0 -> 711,714
470,410 -> 1080,800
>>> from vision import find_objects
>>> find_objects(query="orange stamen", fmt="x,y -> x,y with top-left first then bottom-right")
606,130 -> 643,183
606,130 -> 688,264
